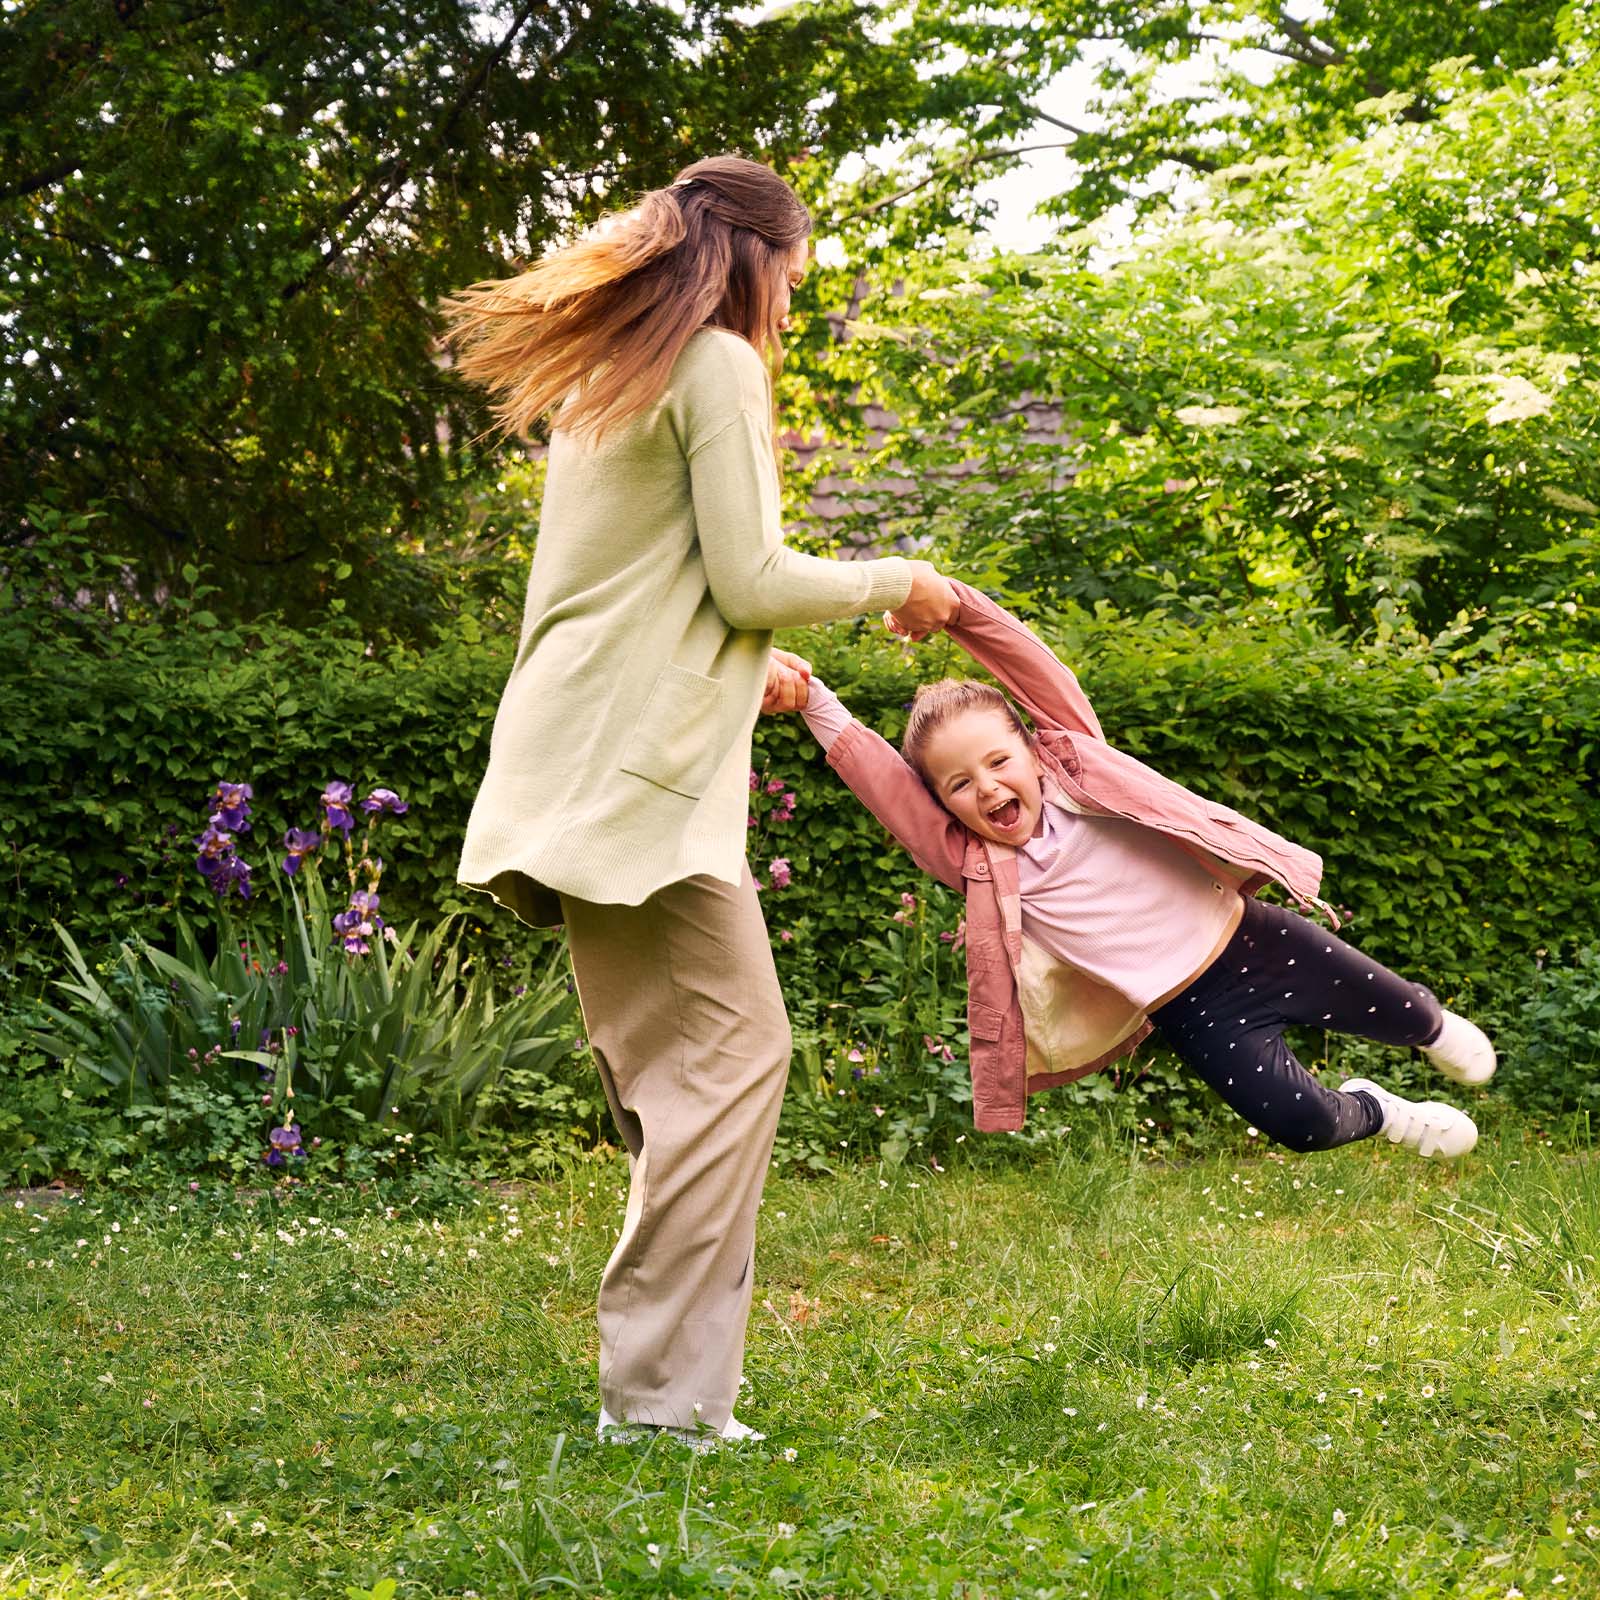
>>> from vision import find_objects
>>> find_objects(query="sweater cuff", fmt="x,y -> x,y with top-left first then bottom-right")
862,556 -> 914,613
798,678 -> 853,754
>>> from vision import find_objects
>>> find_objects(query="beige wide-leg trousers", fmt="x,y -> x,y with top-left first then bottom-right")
558,862 -> 791,1430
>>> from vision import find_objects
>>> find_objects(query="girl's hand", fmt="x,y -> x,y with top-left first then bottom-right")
761,648 -> 812,714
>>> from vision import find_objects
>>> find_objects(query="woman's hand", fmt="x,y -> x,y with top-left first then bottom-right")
885,561 -> 959,642
760,647 -> 812,714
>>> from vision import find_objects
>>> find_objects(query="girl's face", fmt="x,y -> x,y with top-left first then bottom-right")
921,708 -> 1047,844
776,238 -> 808,333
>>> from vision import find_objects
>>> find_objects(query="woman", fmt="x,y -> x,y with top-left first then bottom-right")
438,154 -> 958,1447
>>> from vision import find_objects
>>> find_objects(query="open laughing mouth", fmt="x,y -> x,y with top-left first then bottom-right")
985,798 -> 1021,830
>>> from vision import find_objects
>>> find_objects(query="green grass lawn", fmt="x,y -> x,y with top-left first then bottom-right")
3,1123 -> 1598,1598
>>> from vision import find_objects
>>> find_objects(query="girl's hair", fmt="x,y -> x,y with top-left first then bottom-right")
901,679 -> 1035,784
434,154 -> 810,446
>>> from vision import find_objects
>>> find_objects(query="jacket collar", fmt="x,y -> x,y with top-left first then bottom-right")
961,769 -> 1074,878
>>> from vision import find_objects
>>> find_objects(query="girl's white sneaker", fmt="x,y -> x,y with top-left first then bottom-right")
1340,1078 -> 1478,1160
597,1405 -> 765,1452
1420,1009 -> 1497,1086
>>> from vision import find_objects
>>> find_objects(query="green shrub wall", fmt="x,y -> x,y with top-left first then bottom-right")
5,596 -> 1599,1007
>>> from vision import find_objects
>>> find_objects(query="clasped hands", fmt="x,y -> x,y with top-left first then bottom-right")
761,560 -> 959,713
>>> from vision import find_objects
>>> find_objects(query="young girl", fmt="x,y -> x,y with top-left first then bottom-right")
775,580 -> 1495,1159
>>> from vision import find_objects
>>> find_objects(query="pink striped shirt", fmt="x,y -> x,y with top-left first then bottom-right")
801,679 -> 1237,1009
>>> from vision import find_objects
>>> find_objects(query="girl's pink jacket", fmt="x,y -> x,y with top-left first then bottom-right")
824,581 -> 1337,1132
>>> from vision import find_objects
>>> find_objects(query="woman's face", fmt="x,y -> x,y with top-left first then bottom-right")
776,238 -> 809,334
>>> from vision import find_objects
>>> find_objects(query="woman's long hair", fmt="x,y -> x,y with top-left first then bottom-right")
436,155 -> 811,446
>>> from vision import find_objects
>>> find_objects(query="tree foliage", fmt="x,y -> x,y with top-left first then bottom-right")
831,0 -> 1571,237
2,0 -> 1588,637
0,0 -> 948,631
809,40 -> 1600,642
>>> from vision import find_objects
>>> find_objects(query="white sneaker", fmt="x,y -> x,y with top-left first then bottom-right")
1341,1078 -> 1478,1160
1420,1009 -> 1497,1086
597,1405 -> 765,1452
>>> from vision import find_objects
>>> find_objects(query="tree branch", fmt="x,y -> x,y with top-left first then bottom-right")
834,142 -> 1079,222
1023,108 -> 1221,175
0,157 -> 85,205
281,0 -> 550,302
1273,12 -> 1348,67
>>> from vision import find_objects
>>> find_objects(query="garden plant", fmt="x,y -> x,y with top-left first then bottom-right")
3,1 -> 1599,1596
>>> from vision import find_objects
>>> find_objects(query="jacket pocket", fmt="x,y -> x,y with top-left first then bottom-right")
619,664 -> 726,800
968,1001 -> 1006,1043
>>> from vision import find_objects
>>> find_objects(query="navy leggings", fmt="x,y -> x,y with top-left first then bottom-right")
1148,895 -> 1445,1151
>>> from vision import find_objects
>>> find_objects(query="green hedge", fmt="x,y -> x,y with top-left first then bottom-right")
5,587 -> 1599,1007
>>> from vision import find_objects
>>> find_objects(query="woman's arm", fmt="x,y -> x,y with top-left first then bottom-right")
690,412 -> 916,628
934,581 -> 1106,740
790,678 -> 967,892
681,335 -> 957,635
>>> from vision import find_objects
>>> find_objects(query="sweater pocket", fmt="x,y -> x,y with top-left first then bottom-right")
619,663 -> 727,800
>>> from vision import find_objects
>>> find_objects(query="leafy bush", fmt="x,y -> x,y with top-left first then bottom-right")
1485,945 -> 1600,1126
10,528 -> 1600,1178
23,765 -> 585,1182
0,985 -> 127,1187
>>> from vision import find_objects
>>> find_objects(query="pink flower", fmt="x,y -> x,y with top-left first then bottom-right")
778,929 -> 794,943
939,917 -> 967,951
901,892 -> 917,910
769,857 -> 792,890
766,778 -> 786,795
873,1105 -> 885,1117
923,1034 -> 942,1054
749,770 -> 760,793
847,1048 -> 864,1063
748,815 -> 758,829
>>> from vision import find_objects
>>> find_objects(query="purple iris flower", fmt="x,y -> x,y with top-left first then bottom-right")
320,780 -> 357,836
359,787 -> 409,817
261,1148 -> 285,1168
196,823 -> 233,867
269,1123 -> 302,1152
333,888 -> 383,954
281,827 -> 323,876
195,824 -> 252,899
210,781 -> 254,833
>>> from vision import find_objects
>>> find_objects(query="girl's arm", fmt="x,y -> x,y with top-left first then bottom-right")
796,679 -> 967,893
940,580 -> 1106,740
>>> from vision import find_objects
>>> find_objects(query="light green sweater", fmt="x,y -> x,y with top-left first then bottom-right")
457,326 -> 915,926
